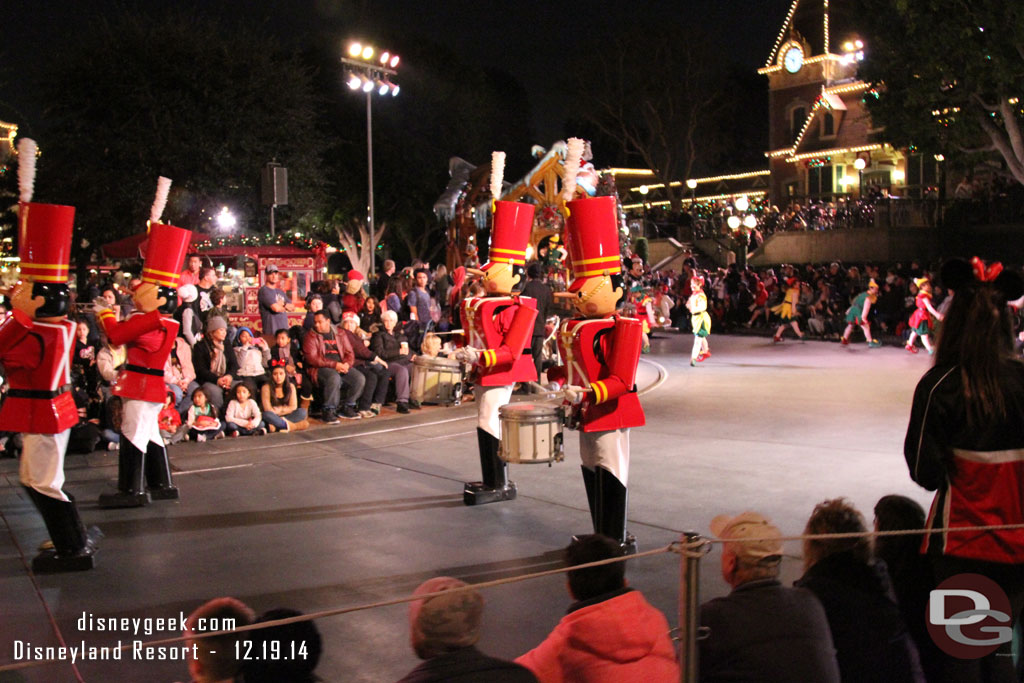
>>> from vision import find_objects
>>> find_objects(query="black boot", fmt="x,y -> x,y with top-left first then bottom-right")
595,467 -> 636,555
98,437 -> 150,508
464,428 -> 517,505
24,487 -> 101,573
144,441 -> 179,501
572,466 -> 599,542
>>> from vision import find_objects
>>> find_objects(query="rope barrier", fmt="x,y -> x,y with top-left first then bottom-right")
3,522 -> 1023,674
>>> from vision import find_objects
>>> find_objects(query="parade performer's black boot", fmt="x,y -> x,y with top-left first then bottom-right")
595,467 -> 636,555
572,466 -> 600,543
98,438 -> 150,508
24,487 -> 102,573
144,441 -> 179,500
464,428 -> 517,505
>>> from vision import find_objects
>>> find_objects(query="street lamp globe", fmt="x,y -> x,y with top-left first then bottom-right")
638,185 -> 649,195
735,195 -> 749,212
348,42 -> 362,58
727,215 -> 741,230
853,158 -> 867,170
686,179 -> 698,190
743,215 -> 758,229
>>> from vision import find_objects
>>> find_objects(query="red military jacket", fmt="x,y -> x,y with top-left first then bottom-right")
0,310 -> 78,434
550,315 -> 645,433
460,295 -> 538,386
99,309 -> 179,403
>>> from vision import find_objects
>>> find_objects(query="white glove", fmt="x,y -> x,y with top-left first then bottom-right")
563,385 -> 586,405
454,346 -> 481,365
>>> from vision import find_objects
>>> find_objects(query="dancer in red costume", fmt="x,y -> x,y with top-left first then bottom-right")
0,139 -> 101,571
548,195 -> 645,553
96,178 -> 193,507
905,276 -> 943,355
455,151 -> 538,506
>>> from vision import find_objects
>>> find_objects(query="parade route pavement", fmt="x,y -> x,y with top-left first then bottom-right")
0,332 -> 935,682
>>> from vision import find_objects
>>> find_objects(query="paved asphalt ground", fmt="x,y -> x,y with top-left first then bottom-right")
0,332 -> 935,682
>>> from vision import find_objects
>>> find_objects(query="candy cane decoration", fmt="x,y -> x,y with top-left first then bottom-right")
150,176 -> 172,225
17,138 -> 37,203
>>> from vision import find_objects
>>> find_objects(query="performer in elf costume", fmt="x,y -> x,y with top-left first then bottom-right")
906,276 -> 943,354
841,279 -> 881,347
772,276 -> 805,342
548,192 -> 645,554
0,139 -> 101,572
96,178 -> 193,508
454,152 -> 538,506
687,273 -> 712,366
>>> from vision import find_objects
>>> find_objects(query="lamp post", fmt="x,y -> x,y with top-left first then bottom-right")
343,42 -> 400,276
854,157 -> 867,198
638,185 -> 649,237
686,178 -> 698,206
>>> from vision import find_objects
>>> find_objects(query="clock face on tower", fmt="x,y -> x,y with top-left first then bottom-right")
783,44 -> 804,73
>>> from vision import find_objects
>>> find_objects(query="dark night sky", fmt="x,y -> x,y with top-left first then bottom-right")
2,0 -> 792,144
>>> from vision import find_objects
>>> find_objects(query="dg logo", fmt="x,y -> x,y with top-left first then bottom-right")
927,573 -> 1013,659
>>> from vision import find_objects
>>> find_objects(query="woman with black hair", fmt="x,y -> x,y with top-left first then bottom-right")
904,257 -> 1024,683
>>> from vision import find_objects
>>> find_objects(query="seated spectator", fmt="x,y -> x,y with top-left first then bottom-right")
186,388 -> 223,442
96,337 -> 127,400
182,597 -> 255,683
302,295 -> 323,331
340,312 -> 389,417
872,495 -> 943,683
224,383 -> 266,437
158,391 -> 187,445
192,316 -> 239,414
239,608 -> 323,683
361,296 -> 382,334
234,327 -> 270,394
795,498 -> 924,683
398,576 -> 536,683
371,309 -> 414,411
176,284 -> 203,346
302,311 -> 365,423
270,327 -> 311,403
165,334 -> 198,418
261,364 -> 309,432
516,534 -> 679,682
699,511 -> 839,683
72,319 -> 99,394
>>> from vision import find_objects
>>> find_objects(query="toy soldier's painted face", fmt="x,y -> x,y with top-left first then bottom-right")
133,281 -> 170,314
472,262 -> 521,296
569,274 -> 623,317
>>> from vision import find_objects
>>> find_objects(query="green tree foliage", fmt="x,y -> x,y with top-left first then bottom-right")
855,0 -> 1024,184
36,9 -> 327,254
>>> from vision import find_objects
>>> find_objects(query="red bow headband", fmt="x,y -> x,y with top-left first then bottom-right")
270,359 -> 287,368
971,256 -> 1003,283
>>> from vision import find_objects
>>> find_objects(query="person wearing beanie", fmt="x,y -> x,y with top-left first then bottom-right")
398,577 -> 536,682
191,315 -> 239,414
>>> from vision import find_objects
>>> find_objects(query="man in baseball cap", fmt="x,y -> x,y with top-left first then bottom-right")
699,511 -> 840,682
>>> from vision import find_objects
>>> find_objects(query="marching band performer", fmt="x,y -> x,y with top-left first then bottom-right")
0,139 -> 101,572
549,194 -> 645,554
454,152 -> 538,506
840,279 -> 881,348
96,178 -> 193,508
686,273 -> 712,366
906,276 -> 942,355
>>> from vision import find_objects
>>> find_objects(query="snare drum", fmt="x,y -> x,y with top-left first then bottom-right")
411,355 -> 463,405
498,402 -> 565,465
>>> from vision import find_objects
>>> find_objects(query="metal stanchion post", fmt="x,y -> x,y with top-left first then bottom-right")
678,531 -> 703,683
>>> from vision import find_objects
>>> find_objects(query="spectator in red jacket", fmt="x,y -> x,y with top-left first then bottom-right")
516,534 -> 679,682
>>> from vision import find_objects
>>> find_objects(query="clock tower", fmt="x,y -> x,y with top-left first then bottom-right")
758,1 -> 904,203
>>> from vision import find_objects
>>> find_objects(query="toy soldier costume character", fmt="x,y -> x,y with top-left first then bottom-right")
0,138 -> 101,571
548,195 -> 645,553
97,178 -> 193,508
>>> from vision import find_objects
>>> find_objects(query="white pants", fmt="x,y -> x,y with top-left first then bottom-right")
121,398 -> 163,452
580,428 -> 630,485
476,384 -> 514,440
21,430 -> 71,501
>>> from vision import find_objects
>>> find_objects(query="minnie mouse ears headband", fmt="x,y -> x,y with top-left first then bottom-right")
940,257 -> 1024,301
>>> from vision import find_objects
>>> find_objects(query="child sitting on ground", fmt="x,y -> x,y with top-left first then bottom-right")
225,383 -> 266,437
186,388 -> 223,442
158,391 -> 188,445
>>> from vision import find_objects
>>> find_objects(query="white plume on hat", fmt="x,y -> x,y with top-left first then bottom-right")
150,176 -> 172,224
561,137 -> 584,203
490,151 -> 505,203
17,138 -> 38,203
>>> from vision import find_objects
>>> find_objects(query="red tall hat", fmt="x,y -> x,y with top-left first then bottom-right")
564,195 -> 622,291
482,200 -> 534,271
141,223 -> 192,288
18,201 -> 74,284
